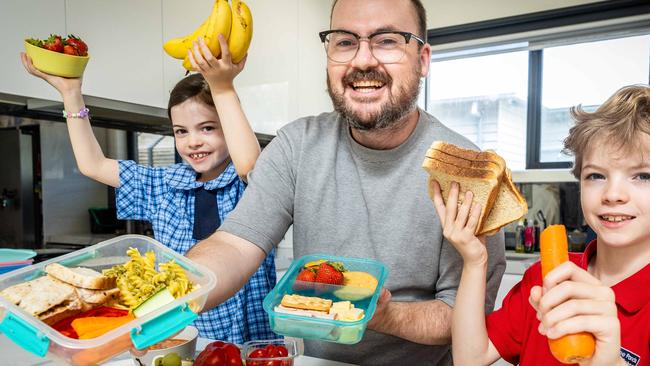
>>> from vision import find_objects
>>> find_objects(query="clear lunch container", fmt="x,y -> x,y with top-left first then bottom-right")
0,235 -> 216,366
242,338 -> 298,365
263,254 -> 389,344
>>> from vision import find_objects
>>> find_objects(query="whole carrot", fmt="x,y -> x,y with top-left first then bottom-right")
540,225 -> 596,364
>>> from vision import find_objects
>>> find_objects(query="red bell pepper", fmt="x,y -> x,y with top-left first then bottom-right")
52,306 -> 129,339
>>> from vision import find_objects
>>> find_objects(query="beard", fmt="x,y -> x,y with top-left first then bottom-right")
327,65 -> 422,131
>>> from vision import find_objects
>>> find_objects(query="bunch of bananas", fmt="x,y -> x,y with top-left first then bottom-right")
163,0 -> 253,71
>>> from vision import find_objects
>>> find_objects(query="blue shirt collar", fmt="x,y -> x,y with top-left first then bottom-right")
164,162 -> 239,191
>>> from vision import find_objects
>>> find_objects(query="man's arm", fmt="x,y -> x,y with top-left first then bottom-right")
186,230 -> 267,309
368,296 -> 452,345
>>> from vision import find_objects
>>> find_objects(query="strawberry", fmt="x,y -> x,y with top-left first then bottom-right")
26,38 -> 43,48
292,268 -> 316,292
314,262 -> 346,293
42,34 -> 64,53
63,45 -> 78,55
66,34 -> 88,56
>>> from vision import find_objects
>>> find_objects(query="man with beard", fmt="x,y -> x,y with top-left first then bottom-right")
187,0 -> 506,365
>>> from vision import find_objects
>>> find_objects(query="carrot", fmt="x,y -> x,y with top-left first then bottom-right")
540,224 -> 596,364
71,314 -> 135,340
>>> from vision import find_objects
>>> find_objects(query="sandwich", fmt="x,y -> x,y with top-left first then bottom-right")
422,141 -> 527,235
0,264 -> 119,325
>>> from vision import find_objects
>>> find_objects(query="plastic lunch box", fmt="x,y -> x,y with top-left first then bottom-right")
263,254 -> 389,344
0,235 -> 216,366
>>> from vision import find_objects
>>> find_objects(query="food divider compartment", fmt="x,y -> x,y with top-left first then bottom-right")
263,254 -> 388,344
0,235 -> 216,366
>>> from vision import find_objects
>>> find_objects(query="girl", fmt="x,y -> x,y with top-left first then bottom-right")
21,35 -> 277,343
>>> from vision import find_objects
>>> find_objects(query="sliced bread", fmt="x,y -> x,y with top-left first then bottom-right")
422,156 -> 502,234
45,263 -> 116,290
481,168 -> 528,235
426,146 -> 527,234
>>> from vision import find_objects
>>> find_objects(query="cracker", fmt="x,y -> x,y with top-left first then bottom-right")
280,294 -> 332,312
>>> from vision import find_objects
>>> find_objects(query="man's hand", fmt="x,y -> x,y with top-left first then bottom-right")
367,288 -> 392,329
529,262 -> 623,366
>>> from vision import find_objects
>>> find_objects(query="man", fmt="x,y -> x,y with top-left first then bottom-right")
187,0 -> 506,365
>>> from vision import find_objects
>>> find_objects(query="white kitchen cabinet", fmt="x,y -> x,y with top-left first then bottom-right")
65,0 -> 166,108
0,0 -> 66,102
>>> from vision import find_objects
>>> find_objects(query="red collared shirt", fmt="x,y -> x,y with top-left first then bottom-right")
486,241 -> 650,365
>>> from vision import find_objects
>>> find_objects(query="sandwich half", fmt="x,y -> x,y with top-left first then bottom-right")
423,141 -> 527,235
422,156 -> 503,234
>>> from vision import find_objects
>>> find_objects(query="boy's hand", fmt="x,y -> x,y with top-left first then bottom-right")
431,180 -> 487,266
188,35 -> 246,94
20,52 -> 82,97
529,262 -> 622,366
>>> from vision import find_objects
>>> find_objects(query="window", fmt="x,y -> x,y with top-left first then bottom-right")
136,133 -> 176,166
539,35 -> 650,163
426,2 -> 650,170
427,51 -> 529,170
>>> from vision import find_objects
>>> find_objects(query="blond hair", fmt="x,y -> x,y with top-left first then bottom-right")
563,84 -> 650,178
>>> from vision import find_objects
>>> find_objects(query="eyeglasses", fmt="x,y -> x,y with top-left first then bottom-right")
319,29 -> 425,64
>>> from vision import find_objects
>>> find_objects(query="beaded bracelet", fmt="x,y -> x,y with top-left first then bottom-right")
62,107 -> 90,119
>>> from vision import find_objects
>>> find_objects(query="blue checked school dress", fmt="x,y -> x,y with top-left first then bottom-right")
115,160 -> 277,343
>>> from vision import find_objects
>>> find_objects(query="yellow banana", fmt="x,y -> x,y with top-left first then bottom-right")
182,0 -> 232,71
163,18 -> 209,60
228,0 -> 253,64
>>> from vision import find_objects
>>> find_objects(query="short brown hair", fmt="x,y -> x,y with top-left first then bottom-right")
167,73 -> 215,119
563,84 -> 650,178
330,0 -> 427,41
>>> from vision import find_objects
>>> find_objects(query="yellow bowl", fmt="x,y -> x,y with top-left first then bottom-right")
24,40 -> 89,78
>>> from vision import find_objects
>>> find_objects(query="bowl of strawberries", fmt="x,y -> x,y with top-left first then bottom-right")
24,34 -> 89,78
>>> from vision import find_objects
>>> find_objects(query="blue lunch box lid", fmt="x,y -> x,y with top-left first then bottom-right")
0,249 -> 37,263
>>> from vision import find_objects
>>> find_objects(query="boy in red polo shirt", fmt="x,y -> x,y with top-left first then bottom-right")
430,84 -> 650,366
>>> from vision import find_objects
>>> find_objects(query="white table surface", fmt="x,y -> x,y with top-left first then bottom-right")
0,334 -> 356,366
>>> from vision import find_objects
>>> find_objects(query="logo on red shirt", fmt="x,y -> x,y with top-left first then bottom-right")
621,347 -> 640,366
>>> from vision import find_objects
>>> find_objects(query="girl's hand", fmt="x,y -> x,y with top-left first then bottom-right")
529,262 -> 622,366
20,52 -> 82,97
188,35 -> 246,94
431,180 -> 487,266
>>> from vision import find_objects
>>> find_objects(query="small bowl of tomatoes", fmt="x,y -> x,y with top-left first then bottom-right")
24,34 -> 89,78
242,338 -> 298,366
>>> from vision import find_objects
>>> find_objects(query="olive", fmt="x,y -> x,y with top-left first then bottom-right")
161,352 -> 182,366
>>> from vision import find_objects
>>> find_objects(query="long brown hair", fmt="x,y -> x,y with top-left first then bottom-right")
563,84 -> 650,178
167,73 -> 215,119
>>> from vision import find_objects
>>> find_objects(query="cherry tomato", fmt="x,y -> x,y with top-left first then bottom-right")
265,344 -> 279,357
275,345 -> 289,357
248,348 -> 267,358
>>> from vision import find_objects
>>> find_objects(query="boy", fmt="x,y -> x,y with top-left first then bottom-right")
431,84 -> 650,365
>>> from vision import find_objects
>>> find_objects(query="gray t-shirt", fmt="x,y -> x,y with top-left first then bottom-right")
220,110 -> 506,366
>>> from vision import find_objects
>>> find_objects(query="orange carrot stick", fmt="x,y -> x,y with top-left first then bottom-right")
540,225 -> 596,364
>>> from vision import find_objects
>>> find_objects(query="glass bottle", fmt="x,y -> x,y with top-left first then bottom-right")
515,219 -> 525,253
524,221 -> 535,253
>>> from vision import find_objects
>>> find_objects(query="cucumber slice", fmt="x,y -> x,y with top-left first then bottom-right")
133,288 -> 175,318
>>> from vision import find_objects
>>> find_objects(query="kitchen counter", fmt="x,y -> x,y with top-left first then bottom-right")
0,334 -> 357,366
